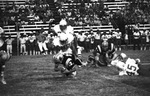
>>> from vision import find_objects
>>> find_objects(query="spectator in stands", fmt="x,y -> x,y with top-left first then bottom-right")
101,31 -> 108,42
28,32 -> 36,55
46,32 -> 55,54
145,29 -> 150,50
94,28 -> 102,48
140,29 -> 147,50
25,34 -> 30,55
123,31 -> 129,50
19,34 -> 27,55
36,30 -> 48,55
5,35 -> 14,56
89,32 -> 95,52
133,29 -> 141,50
34,32 -> 40,55
84,31 -> 90,53
94,17 -> 102,26
115,29 -> 122,51
9,16 -> 16,25
77,32 -> 84,48
107,30 -> 112,43
111,30 -> 116,45
101,16 -> 110,25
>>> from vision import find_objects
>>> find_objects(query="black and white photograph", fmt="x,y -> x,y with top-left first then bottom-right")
0,0 -> 150,96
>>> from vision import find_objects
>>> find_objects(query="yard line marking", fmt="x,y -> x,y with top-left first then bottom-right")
141,63 -> 150,65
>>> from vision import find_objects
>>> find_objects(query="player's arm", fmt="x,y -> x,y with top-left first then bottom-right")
70,42 -> 77,56
93,45 -> 101,56
108,43 -> 115,54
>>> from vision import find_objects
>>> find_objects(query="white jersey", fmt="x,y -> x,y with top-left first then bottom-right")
101,34 -> 108,41
111,57 -> 139,75
53,24 -> 74,35
53,33 -> 74,47
0,27 -> 4,34
20,37 -> 26,44
116,32 -> 122,39
52,33 -> 74,63
124,58 -> 139,74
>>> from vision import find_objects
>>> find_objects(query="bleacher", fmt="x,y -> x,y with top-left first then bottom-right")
3,23 -> 115,37
62,1 -> 129,12
2,0 -> 150,38
138,24 -> 150,30
0,0 -> 26,10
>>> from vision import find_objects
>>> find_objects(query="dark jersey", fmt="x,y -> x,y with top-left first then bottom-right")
94,42 -> 115,55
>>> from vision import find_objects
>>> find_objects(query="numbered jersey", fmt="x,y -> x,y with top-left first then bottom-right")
111,57 -> 139,75
124,58 -> 139,74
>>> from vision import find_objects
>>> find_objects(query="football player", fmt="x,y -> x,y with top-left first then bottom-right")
60,53 -> 83,78
111,53 -> 140,76
87,39 -> 116,67
0,50 -> 10,84
53,19 -> 74,35
52,32 -> 84,77
53,19 -> 78,55
0,27 -> 11,84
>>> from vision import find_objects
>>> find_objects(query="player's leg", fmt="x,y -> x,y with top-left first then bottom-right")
87,55 -> 95,66
42,42 -> 48,55
53,52 -> 63,71
20,45 -> 23,55
38,42 -> 44,54
0,64 -> 6,84
0,51 -> 9,85
10,45 -> 13,56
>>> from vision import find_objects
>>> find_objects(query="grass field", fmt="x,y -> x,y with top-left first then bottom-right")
0,50 -> 150,96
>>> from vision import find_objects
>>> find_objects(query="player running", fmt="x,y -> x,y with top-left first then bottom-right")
52,20 -> 85,78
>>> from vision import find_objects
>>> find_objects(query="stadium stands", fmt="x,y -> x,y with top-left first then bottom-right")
1,0 -> 128,37
1,0 -> 150,38
0,0 -> 26,10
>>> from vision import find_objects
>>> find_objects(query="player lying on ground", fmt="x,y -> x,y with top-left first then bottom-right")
87,40 -> 116,67
111,53 -> 140,76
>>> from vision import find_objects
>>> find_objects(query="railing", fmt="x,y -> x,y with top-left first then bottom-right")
3,23 -> 116,37
3,23 -> 150,37
0,0 -> 129,12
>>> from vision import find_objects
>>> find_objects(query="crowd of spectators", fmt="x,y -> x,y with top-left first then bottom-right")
1,25 -> 150,56
0,0 -> 54,27
1,0 -> 150,28
1,0 -> 150,55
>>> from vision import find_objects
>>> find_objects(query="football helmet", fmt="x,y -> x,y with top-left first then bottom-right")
120,53 -> 127,59
59,19 -> 67,31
